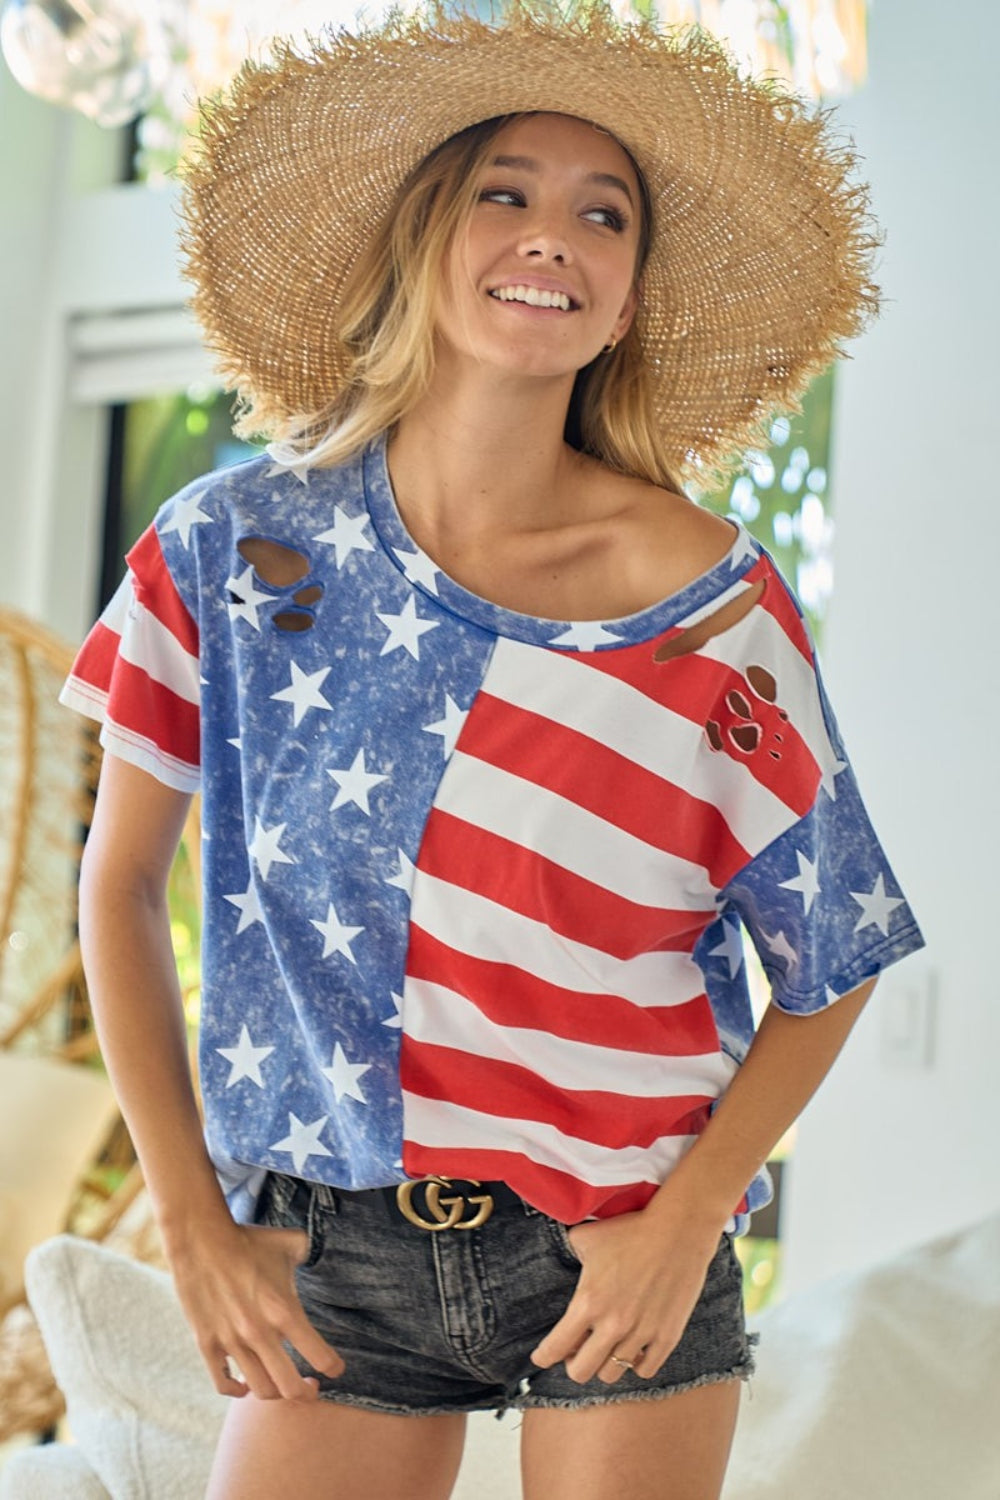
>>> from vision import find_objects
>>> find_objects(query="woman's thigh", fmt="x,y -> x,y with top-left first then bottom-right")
520,1377 -> 742,1500
206,1397 -> 467,1500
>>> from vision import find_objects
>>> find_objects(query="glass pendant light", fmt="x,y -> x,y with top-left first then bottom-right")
0,0 -> 154,126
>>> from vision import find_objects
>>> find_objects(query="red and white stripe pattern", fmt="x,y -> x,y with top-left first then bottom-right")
400,565 -> 835,1223
59,527 -> 201,792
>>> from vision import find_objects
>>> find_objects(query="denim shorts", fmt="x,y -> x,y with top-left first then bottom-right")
254,1172 -> 756,1417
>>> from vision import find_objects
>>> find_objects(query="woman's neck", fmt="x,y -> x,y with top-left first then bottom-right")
387,364 -> 587,543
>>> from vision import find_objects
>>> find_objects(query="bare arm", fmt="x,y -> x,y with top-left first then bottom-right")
531,977 -> 877,1382
79,753 -> 342,1399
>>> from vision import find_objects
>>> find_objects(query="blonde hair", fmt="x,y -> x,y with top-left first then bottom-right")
266,114 -> 687,495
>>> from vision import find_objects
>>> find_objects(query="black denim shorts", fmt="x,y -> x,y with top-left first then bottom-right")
254,1172 -> 756,1417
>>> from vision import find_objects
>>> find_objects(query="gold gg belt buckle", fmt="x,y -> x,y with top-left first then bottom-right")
396,1175 -> 494,1230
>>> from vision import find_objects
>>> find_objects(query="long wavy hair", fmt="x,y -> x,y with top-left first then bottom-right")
266,113 -> 686,494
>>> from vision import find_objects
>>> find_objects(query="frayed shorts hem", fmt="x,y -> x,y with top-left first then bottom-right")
307,1390 -> 510,1417
510,1347 -> 758,1413
307,1341 -> 758,1419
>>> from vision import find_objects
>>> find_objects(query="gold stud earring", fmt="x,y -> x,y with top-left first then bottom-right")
602,335 -> 618,354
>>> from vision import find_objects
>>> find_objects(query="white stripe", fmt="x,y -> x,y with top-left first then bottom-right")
480,635 -> 800,860
99,721 -> 200,794
100,572 -> 133,631
438,752 -> 717,910
118,587 -> 201,706
59,676 -> 109,724
404,977 -> 733,1097
403,1093 -> 703,1188
410,870 -> 706,1008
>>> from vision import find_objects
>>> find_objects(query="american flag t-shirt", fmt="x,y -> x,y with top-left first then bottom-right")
61,437 -> 924,1230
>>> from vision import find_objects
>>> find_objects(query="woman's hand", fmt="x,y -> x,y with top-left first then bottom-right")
168,1219 -> 345,1401
529,1207 -> 722,1384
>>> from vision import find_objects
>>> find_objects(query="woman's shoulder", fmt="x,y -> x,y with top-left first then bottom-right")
591,466 -> 740,603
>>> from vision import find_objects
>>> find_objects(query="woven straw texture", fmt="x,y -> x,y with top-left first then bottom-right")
0,611 -> 99,1053
180,2 -> 881,486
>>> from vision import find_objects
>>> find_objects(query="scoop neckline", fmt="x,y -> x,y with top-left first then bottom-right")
360,435 -> 760,652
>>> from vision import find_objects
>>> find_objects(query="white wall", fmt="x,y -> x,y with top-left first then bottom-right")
780,0 -> 1000,1293
0,63 -> 118,636
1,0 -> 997,1296
0,62 -> 207,638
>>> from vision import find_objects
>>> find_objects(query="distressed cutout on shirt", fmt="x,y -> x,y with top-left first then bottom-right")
236,536 -> 324,632
705,655 -> 789,762
653,578 -> 766,663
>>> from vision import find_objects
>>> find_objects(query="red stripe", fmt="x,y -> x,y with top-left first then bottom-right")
69,619 -> 121,697
407,927 -> 720,1057
105,656 -> 200,767
401,1140 -> 662,1223
401,1141 -> 750,1225
757,562 -> 814,662
459,695 -> 751,888
401,1038 -> 714,1147
127,525 -> 199,655
417,811 -> 715,959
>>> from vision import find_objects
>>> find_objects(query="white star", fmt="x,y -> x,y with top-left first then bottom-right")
223,878 -> 265,934
321,1042 -> 372,1104
270,1113 -> 332,1174
248,818 -> 295,881
226,564 -> 271,630
265,453 -> 312,485
270,662 -> 333,726
313,507 -> 375,568
161,488 -> 212,548
393,546 -> 441,595
820,758 -> 849,800
710,920 -> 745,979
217,1024 -> 274,1087
779,850 -> 822,914
423,694 -> 468,758
761,928 -> 799,970
850,872 -> 905,935
382,992 -> 404,1029
376,595 -> 439,660
385,850 -> 416,898
728,526 -> 758,570
327,748 -> 388,814
548,621 -> 624,651
311,902 -> 364,962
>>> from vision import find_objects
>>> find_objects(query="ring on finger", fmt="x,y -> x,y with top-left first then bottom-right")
609,1353 -> 636,1371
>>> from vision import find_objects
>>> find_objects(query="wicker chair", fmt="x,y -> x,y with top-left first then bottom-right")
0,607 -> 198,1443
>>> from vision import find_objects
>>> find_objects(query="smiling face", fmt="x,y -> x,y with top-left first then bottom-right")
434,113 -> 643,383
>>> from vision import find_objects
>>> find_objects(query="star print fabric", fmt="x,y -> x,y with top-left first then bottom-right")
61,436 -> 924,1232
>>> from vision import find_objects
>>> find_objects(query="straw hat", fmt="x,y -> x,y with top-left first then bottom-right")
180,2 -> 881,486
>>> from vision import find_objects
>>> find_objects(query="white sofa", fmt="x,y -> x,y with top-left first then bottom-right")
2,1214 -> 998,1499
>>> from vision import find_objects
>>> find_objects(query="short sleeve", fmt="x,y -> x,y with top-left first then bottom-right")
59,523 -> 201,793
719,648 -> 924,1015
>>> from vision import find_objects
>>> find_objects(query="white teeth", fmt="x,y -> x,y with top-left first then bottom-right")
490,285 -> 572,311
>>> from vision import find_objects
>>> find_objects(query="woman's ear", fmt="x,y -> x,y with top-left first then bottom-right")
612,281 -> 641,342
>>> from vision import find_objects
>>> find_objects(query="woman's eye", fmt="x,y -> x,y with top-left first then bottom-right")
584,206 -> 628,232
479,187 -> 524,206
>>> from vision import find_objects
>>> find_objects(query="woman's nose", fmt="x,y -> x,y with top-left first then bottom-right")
516,213 -> 573,263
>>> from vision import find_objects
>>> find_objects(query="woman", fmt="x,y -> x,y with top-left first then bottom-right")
63,8 -> 924,1498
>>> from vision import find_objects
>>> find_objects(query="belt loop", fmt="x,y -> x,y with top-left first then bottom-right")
313,1181 -> 339,1214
